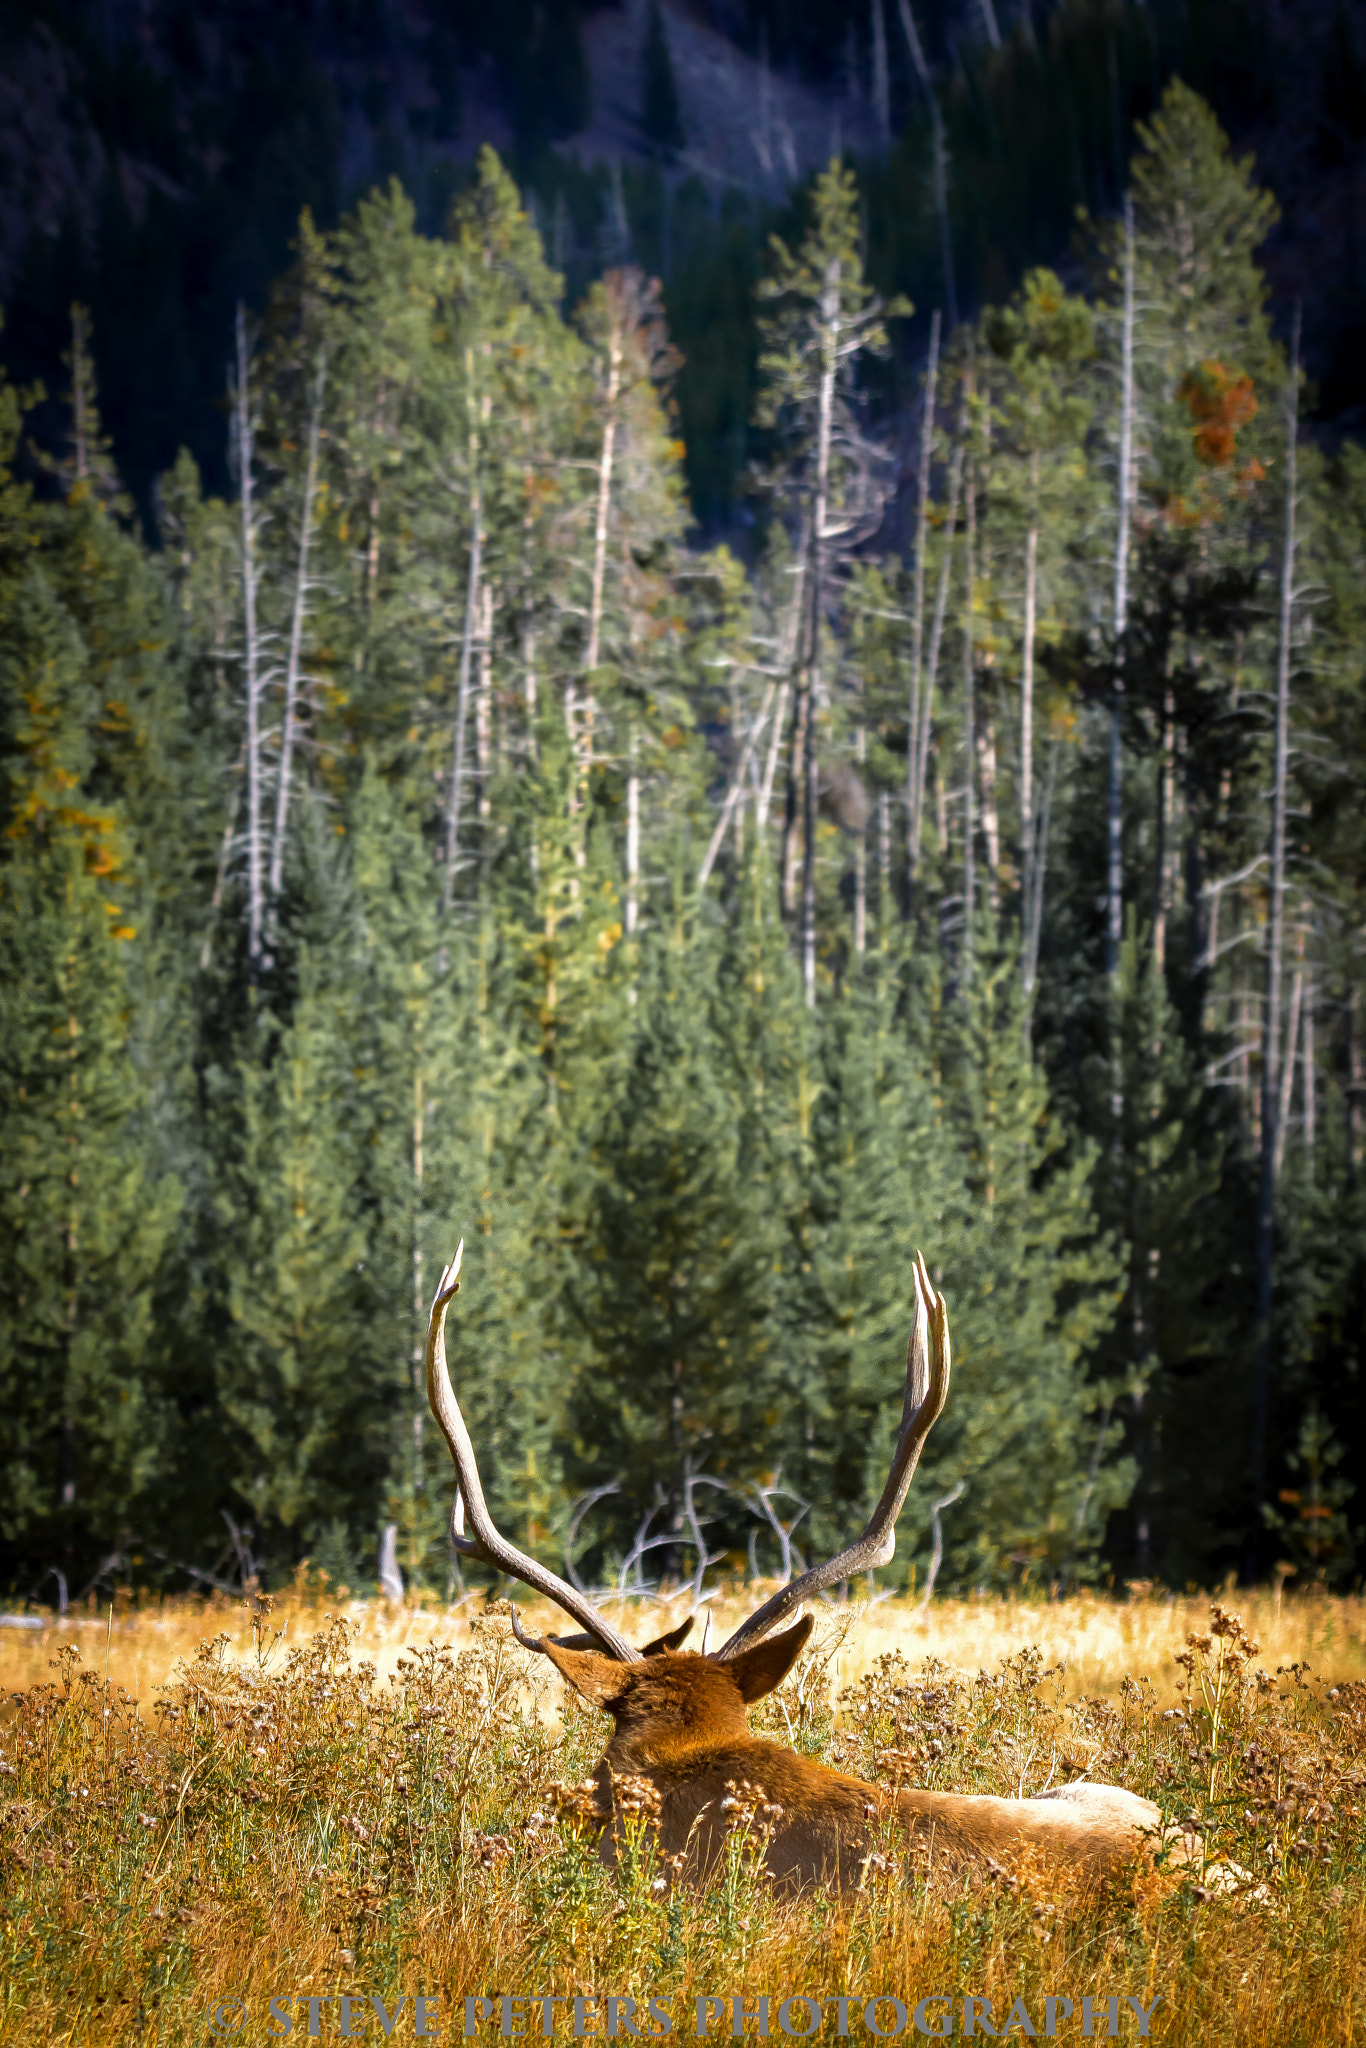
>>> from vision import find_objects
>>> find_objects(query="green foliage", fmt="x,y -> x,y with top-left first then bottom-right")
0,423 -> 184,1569
2,91 -> 1363,1606
1260,1406 -> 1358,1587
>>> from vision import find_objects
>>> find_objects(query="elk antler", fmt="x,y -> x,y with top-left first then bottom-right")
715,1249 -> 951,1659
426,1245 -> 640,1663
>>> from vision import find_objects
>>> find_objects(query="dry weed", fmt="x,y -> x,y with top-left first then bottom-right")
0,1586 -> 1363,2043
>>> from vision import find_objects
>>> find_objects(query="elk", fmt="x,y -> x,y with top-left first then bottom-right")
426,1243 -> 1202,1894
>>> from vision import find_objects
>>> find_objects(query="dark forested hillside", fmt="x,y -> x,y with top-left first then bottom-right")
2,0 -> 1364,525
1,8 -> 1363,1608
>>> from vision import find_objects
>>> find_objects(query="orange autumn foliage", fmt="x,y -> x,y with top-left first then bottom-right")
1177,359 -> 1258,466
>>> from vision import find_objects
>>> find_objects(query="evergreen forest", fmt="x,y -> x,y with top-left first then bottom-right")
2,69 -> 1364,1611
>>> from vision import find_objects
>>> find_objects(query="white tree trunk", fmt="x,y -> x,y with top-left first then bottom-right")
907,310 -> 941,906
1252,303 -> 1301,1515
234,304 -> 265,969
441,356 -> 484,914
268,351 -> 326,908
626,727 -> 641,935
582,314 -> 623,794
1019,446 -> 1039,963
960,395 -> 977,981
476,578 -> 493,824
801,260 -> 840,1009
854,723 -> 867,954
1108,196 -> 1135,987
913,435 -> 963,883
1023,730 -> 1059,1004
1274,942 -> 1304,1181
1302,963 -> 1316,1169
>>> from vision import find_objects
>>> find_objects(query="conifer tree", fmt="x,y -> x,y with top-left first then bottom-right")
210,820 -> 380,1569
0,470 -> 182,1580
983,270 -> 1095,985
932,940 -> 1128,1583
564,909 -> 783,1573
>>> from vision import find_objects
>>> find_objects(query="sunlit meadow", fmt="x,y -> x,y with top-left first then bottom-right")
2,1585 -> 1363,2045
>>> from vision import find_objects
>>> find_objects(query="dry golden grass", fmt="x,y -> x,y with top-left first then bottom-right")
4,1581 -> 1363,1706
2,1586 -> 1364,2046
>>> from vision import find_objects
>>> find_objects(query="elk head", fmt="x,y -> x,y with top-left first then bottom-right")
423,1242 -> 951,1671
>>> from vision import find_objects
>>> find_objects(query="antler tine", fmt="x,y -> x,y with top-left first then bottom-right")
715,1250 -> 951,1660
426,1244 -> 640,1663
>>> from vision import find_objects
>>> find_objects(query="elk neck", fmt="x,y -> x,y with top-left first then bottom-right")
600,1653 -> 753,1769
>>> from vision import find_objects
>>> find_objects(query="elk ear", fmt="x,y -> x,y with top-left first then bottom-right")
640,1617 -> 694,1656
726,1613 -> 814,1704
541,1638 -> 632,1711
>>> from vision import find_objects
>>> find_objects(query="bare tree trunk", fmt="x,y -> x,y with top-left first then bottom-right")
411,1067 -> 425,1497
200,743 -> 245,972
441,355 -> 483,915
1108,197 -> 1135,988
760,554 -> 805,853
1303,959 -> 1315,1171
1251,304 -> 1300,1524
583,308 -> 624,798
523,621 -> 538,761
268,351 -> 326,910
1106,196 -> 1136,1148
1350,986 -> 1364,1178
878,789 -> 891,933
626,727 -> 641,934
757,679 -> 790,833
895,0 -> 957,331
699,678 -> 777,890
960,393 -> 978,983
476,578 -> 493,824
234,304 -> 265,971
1023,729 -> 1059,1005
1019,447 -> 1039,961
801,259 -> 840,1010
801,662 -> 820,1007
977,714 -> 1000,913
1153,685 -> 1175,973
906,310 -> 941,908
780,685 -> 807,921
854,723 -> 867,954
912,434 -> 963,886
1239,945 -> 1256,1138
1274,935 -> 1304,1181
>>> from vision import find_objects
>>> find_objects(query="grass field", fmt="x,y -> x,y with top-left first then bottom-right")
1,1585 -> 1364,2045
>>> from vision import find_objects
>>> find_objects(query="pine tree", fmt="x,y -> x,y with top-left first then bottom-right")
563,906 -> 784,1578
982,269 -> 1095,988
0,537 -> 181,1585
210,819 -> 380,1571
932,939 -> 1128,1584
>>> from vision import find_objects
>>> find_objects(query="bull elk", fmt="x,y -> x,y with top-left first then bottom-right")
426,1243 -> 1200,1893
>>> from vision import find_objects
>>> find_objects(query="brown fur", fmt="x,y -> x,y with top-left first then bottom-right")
545,1620 -> 1196,1894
